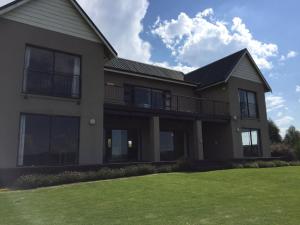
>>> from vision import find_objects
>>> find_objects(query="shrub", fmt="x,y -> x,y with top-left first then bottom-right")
271,143 -> 297,161
243,162 -> 259,168
176,159 -> 194,171
156,165 -> 175,173
289,161 -> 300,166
256,161 -> 276,168
136,164 -> 156,175
272,160 -> 290,167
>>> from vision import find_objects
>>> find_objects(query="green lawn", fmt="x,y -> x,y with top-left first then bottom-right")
1,167 -> 300,225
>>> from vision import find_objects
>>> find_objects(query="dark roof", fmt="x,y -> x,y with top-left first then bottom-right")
0,0 -> 118,58
185,49 -> 247,88
105,58 -> 185,81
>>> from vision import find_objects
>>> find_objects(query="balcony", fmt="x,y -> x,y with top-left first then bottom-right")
104,84 -> 230,120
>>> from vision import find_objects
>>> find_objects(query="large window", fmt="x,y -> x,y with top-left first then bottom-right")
160,131 -> 175,161
18,114 -> 80,166
23,46 -> 81,98
105,129 -> 139,162
124,85 -> 171,110
241,128 -> 261,157
239,90 -> 258,118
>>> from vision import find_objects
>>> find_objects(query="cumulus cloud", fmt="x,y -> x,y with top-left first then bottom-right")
280,50 -> 298,61
151,8 -> 278,70
266,94 -> 286,112
77,0 -> 151,62
296,85 -> 300,92
275,116 -> 295,137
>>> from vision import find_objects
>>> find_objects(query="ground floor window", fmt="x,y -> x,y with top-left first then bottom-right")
105,129 -> 139,162
160,131 -> 175,161
18,114 -> 80,166
241,128 -> 261,157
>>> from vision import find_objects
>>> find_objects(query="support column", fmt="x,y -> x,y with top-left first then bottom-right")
149,116 -> 160,162
193,120 -> 204,160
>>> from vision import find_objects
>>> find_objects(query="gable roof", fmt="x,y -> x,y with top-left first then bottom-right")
105,57 -> 185,81
0,0 -> 117,58
185,48 -> 272,92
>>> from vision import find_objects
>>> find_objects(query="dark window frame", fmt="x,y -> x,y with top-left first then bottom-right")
241,128 -> 262,157
238,89 -> 259,119
17,113 -> 80,167
124,84 -> 171,110
22,44 -> 82,99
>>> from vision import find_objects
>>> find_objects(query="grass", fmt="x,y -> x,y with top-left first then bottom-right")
1,167 -> 300,225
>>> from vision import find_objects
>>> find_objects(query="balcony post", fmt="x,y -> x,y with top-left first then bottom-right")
192,120 -> 204,160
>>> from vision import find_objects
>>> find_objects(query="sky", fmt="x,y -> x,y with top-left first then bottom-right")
0,0 -> 299,137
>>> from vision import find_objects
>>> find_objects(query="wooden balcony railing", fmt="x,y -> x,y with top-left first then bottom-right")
105,84 -> 229,117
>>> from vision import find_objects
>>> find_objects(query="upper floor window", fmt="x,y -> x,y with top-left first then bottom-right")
239,89 -> 258,119
124,85 -> 171,110
23,46 -> 81,98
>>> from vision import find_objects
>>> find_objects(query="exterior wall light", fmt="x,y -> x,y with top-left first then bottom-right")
89,118 -> 96,125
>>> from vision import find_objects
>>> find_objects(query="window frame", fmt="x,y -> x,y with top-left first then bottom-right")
241,128 -> 262,157
238,89 -> 259,119
124,84 -> 171,110
22,44 -> 82,99
17,113 -> 80,167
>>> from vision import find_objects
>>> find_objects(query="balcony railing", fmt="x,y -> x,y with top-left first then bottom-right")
23,69 -> 81,98
105,84 -> 229,117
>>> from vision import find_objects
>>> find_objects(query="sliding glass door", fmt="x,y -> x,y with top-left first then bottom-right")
105,129 -> 139,162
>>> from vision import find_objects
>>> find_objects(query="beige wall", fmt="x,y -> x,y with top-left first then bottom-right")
0,19 -> 106,168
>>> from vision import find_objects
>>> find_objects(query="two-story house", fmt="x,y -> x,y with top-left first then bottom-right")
0,0 -> 271,170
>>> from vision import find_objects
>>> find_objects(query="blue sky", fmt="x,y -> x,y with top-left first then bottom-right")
0,0 -> 299,136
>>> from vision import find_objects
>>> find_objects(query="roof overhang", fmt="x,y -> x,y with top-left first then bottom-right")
105,68 -> 197,87
0,0 -> 118,59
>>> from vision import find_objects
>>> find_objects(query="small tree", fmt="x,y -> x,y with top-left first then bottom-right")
268,119 -> 282,144
284,126 -> 300,146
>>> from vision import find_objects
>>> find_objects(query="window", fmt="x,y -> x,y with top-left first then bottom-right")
124,85 -> 171,110
18,114 -> 80,166
241,128 -> 261,157
239,90 -> 258,118
160,131 -> 175,161
23,46 -> 81,98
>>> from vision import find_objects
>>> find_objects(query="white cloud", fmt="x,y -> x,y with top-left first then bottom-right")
77,0 -> 151,62
279,50 -> 298,61
275,116 -> 295,137
0,0 -> 11,7
277,111 -> 283,117
266,94 -> 286,112
287,51 -> 298,58
296,85 -> 300,92
151,9 -> 278,70
152,61 -> 196,73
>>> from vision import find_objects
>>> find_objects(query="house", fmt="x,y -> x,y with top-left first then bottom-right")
0,0 -> 271,170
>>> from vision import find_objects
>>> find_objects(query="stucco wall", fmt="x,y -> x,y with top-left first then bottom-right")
228,76 -> 270,158
0,19 -> 105,168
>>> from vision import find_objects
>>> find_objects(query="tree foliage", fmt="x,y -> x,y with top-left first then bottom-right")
284,126 -> 300,146
268,120 -> 282,144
